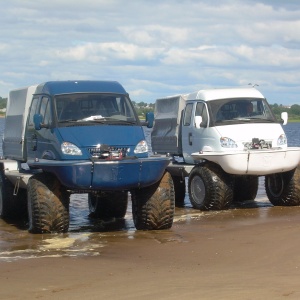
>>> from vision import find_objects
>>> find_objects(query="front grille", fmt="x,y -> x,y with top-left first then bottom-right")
243,139 -> 272,150
88,146 -> 129,160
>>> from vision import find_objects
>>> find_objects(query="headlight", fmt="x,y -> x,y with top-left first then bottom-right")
220,137 -> 238,148
134,140 -> 148,153
61,142 -> 82,155
277,134 -> 287,146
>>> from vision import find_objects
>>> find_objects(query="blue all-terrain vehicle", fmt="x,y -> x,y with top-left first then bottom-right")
0,81 -> 174,233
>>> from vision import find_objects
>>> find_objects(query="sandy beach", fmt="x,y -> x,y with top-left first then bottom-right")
0,165 -> 299,300
1,203 -> 300,300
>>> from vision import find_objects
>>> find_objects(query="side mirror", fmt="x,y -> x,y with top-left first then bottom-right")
280,112 -> 288,125
33,114 -> 48,130
145,112 -> 154,128
33,114 -> 43,130
195,116 -> 203,129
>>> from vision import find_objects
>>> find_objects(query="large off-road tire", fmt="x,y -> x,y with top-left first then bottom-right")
172,175 -> 186,207
27,173 -> 70,233
265,167 -> 300,206
131,171 -> 175,230
0,170 -> 27,219
188,164 -> 233,210
233,175 -> 258,202
88,191 -> 128,219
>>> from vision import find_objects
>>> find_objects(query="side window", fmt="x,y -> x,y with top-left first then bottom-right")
40,97 -> 52,126
28,97 -> 39,126
195,102 -> 208,127
183,104 -> 193,126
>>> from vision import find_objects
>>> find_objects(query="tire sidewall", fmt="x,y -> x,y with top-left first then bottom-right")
188,170 -> 207,210
266,174 -> 284,199
188,164 -> 233,210
265,169 -> 300,206
0,170 -> 15,218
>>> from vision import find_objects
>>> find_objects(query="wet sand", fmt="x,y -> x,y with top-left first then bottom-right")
1,165 -> 300,299
1,199 -> 300,299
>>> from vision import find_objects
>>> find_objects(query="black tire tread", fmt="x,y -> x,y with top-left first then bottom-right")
188,164 -> 233,210
172,175 -> 186,207
0,170 -> 27,219
27,173 -> 69,233
233,175 -> 258,202
132,171 -> 175,230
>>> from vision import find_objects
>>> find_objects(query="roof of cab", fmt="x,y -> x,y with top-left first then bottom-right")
184,87 -> 264,101
34,80 -> 127,96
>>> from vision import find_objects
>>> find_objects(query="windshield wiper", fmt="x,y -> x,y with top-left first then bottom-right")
100,119 -> 136,125
79,118 -> 137,125
108,119 -> 136,124
59,119 -> 79,123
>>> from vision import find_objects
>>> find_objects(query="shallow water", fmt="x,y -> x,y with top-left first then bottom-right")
0,120 -> 299,261
0,189 -> 273,261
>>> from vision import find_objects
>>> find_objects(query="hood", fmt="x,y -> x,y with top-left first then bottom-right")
58,124 -> 145,147
216,123 -> 285,144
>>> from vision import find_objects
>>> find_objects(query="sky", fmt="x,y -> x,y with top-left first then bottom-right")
1,0 -> 300,105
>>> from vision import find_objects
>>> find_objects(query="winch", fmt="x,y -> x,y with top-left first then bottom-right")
88,144 -> 128,160
243,138 -> 272,150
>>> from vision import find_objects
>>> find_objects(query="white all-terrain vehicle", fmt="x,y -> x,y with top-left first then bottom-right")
151,87 -> 300,209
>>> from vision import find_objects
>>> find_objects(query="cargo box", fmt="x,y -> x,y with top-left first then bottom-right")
3,85 -> 38,161
151,95 -> 186,154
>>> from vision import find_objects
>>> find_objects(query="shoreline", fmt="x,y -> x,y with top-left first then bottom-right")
1,204 -> 300,300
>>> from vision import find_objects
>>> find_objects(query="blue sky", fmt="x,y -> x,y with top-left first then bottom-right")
1,0 -> 300,105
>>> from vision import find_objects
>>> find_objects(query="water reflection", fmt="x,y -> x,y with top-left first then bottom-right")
69,194 -> 132,232
0,183 -> 284,262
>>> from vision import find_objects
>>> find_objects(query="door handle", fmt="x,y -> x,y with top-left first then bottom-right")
188,133 -> 192,145
31,133 -> 37,151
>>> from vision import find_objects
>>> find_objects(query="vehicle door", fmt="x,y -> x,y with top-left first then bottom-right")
26,96 -> 57,160
181,101 -> 210,164
26,97 -> 40,160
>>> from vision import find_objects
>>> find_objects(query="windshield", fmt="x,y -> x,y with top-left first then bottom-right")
208,97 -> 277,126
55,93 -> 138,125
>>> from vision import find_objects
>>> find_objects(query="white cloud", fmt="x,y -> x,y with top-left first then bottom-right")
54,42 -> 164,64
0,0 -> 299,105
162,46 -> 238,66
129,88 -> 152,98
119,25 -> 190,46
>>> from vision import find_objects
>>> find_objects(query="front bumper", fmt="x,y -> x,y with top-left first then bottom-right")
191,147 -> 300,175
27,156 -> 170,190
